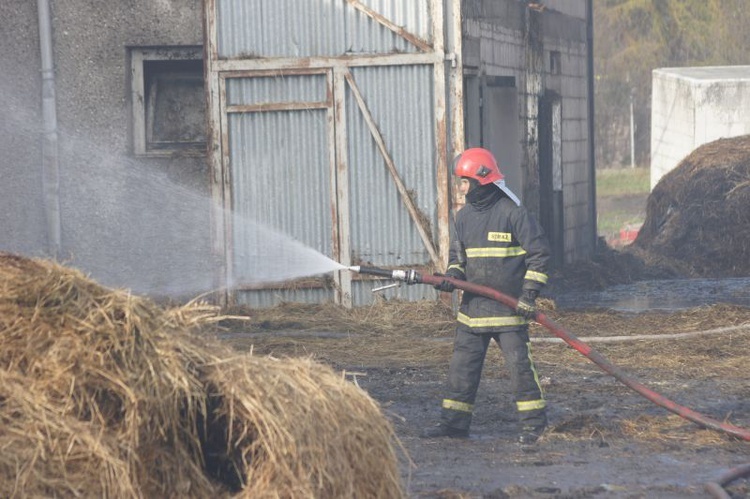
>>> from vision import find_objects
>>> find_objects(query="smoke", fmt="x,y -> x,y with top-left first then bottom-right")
0,79 -> 343,298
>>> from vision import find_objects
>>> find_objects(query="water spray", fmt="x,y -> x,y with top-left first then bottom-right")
348,265 -> 750,441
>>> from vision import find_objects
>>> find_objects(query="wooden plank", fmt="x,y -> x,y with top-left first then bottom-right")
211,52 -> 441,72
333,67 -> 352,307
431,0 -> 449,271
204,0 -> 228,305
226,101 -> 330,113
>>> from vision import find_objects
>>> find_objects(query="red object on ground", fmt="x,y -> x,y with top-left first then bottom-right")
619,223 -> 641,244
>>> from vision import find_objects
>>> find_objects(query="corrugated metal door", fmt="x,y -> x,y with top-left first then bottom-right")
205,0 -> 455,307
222,70 -> 337,306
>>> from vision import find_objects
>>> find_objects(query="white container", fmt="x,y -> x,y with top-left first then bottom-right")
650,66 -> 750,189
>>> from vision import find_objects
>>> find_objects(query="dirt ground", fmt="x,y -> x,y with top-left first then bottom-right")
217,142 -> 750,497
219,300 -> 750,498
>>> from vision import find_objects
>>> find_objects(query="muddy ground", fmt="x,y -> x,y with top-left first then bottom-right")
220,300 -> 750,498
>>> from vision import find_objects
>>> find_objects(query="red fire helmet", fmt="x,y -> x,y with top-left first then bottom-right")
454,148 -> 504,185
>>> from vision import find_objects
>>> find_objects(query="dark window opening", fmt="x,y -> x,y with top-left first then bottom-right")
144,59 -> 206,153
130,47 -> 205,157
549,51 -> 562,75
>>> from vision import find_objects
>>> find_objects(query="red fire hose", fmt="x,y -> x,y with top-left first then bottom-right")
349,267 -> 750,441
705,462 -> 750,498
419,273 -> 750,441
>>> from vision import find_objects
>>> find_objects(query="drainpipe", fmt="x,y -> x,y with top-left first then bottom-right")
37,0 -> 61,259
586,0 -> 597,250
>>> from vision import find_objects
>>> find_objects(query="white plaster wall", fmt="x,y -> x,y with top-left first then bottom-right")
651,67 -> 750,189
695,82 -> 750,144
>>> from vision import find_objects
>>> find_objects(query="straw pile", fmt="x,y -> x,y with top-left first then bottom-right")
634,135 -> 750,277
0,253 -> 403,498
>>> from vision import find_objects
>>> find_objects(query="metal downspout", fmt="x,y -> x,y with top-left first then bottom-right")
37,0 -> 61,259
586,0 -> 597,250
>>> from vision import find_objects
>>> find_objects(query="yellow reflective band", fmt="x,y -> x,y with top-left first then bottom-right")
525,270 -> 548,284
447,263 -> 465,273
457,313 -> 527,328
487,232 -> 512,242
443,399 -> 474,413
466,247 -> 527,258
516,399 -> 547,412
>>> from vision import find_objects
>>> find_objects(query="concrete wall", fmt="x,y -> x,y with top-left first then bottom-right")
461,0 -> 594,265
651,66 -> 750,189
0,0 -> 46,257
0,1 -> 214,298
542,6 -> 591,266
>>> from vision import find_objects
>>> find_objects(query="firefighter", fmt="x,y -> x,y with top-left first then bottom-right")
421,147 -> 551,445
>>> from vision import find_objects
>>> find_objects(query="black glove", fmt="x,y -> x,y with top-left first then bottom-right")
434,276 -> 455,293
433,269 -> 464,293
516,289 -> 539,320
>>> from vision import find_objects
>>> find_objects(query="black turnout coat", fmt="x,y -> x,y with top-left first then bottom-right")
446,190 -> 551,334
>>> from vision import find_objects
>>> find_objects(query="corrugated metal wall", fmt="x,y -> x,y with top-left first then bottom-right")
347,65 -> 436,266
205,0 -> 450,307
215,0 -> 429,58
227,75 -> 334,306
346,64 -> 439,304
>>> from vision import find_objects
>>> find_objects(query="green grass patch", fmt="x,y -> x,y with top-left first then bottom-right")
596,167 -> 650,197
596,167 -> 650,242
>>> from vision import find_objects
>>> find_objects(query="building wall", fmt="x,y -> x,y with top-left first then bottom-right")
651,71 -> 696,189
1,0 -> 595,304
0,0 -> 46,256
651,66 -> 750,189
0,1 -> 214,297
543,9 -> 591,265
461,0 -> 594,265
205,0 -> 448,307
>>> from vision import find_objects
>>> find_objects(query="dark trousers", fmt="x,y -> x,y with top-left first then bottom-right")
440,327 -> 546,432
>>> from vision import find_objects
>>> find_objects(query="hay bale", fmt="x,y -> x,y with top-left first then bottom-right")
0,253 -> 404,498
0,252 -> 217,497
199,355 -> 404,498
634,135 -> 750,277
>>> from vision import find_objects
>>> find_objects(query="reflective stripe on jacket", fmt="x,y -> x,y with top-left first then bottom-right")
449,196 -> 551,333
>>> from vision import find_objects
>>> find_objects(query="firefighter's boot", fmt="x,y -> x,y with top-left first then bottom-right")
420,423 -> 469,439
517,423 -> 546,446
